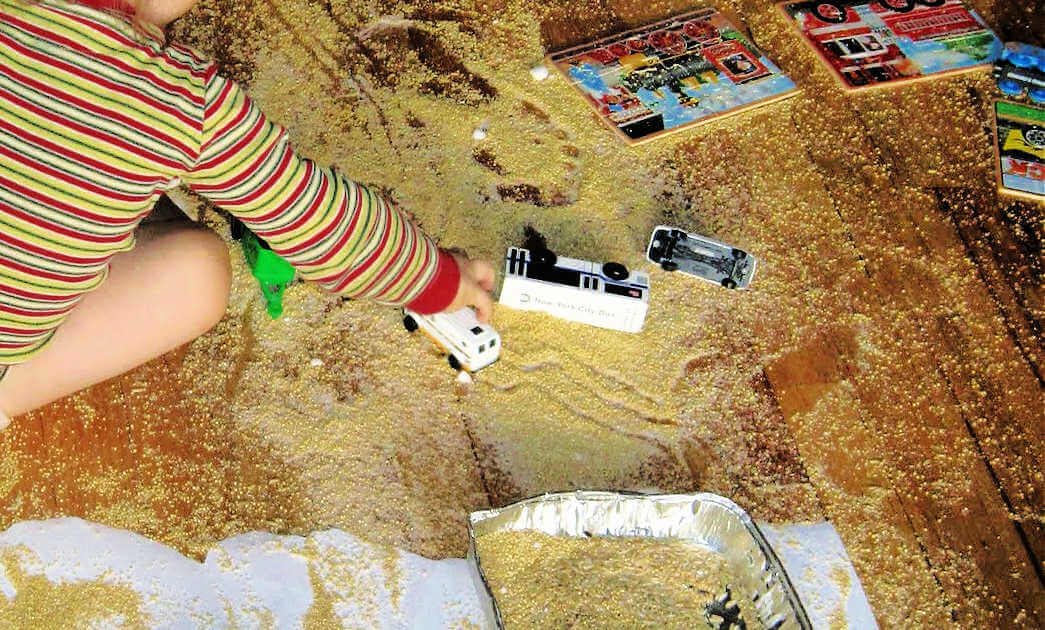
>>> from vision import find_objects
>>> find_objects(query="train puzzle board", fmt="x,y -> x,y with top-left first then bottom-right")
777,0 -> 1001,90
546,9 -> 798,145
993,101 -> 1045,201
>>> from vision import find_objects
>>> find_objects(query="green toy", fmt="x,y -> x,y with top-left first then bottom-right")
230,217 -> 296,319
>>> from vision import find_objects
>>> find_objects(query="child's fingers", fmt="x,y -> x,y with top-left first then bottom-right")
471,286 -> 494,323
471,260 -> 495,292
446,254 -> 494,321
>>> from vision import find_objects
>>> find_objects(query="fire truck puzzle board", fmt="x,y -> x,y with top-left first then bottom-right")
993,101 -> 1045,201
546,9 -> 798,145
778,0 -> 1002,90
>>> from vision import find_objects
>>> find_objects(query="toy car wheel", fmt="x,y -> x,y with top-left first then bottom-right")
403,315 -> 419,332
812,2 -> 848,22
731,248 -> 747,260
661,261 -> 679,272
603,262 -> 629,281
721,278 -> 738,290
448,354 -> 462,371
531,248 -> 557,266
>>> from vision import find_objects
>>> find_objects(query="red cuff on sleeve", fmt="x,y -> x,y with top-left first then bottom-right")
405,250 -> 460,314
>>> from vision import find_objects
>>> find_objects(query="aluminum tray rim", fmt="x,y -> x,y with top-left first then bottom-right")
467,490 -> 812,630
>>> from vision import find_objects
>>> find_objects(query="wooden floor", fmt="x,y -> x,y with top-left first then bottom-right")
1,0 -> 1042,627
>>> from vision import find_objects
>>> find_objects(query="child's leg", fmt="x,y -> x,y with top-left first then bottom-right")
0,221 -> 231,420
0,368 -> 8,429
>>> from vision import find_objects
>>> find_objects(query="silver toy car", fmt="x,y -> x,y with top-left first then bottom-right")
646,225 -> 757,289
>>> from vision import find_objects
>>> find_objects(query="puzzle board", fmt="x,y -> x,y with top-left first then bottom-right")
778,0 -> 1001,90
547,8 -> 798,145
993,101 -> 1045,201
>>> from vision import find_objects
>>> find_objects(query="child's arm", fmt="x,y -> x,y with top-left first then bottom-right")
181,70 -> 491,318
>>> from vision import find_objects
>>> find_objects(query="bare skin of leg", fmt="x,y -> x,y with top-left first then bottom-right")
0,221 -> 231,424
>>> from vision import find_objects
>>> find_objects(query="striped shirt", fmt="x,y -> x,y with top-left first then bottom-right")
0,0 -> 458,365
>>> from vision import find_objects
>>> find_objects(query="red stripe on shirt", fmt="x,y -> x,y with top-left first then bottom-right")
0,280 -> 83,304
280,188 -> 358,263
0,34 -> 197,156
203,79 -> 234,119
0,229 -> 111,265
0,199 -> 131,243
256,176 -> 329,237
0,142 -> 153,203
387,242 -> 432,303
330,206 -> 395,292
0,115 -> 168,185
0,254 -> 95,282
0,174 -> 144,225
2,12 -> 203,107
0,80 -> 188,170
194,115 -> 270,176
231,161 -> 314,225
41,5 -> 167,60
357,226 -> 410,296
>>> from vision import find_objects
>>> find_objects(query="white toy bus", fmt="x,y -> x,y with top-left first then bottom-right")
403,307 -> 501,373
499,247 -> 650,333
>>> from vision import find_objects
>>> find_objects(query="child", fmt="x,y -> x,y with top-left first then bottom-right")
0,0 -> 495,424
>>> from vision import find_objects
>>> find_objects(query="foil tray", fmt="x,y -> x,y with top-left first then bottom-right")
467,491 -> 812,630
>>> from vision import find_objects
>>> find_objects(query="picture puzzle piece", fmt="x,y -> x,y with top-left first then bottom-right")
546,8 -> 798,145
994,100 -> 1045,201
778,0 -> 1002,90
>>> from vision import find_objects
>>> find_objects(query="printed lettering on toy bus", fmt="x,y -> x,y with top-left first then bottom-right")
1003,158 -> 1045,181
524,292 -> 622,319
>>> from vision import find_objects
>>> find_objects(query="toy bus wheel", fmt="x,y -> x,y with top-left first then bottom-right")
403,315 -> 419,332
721,278 -> 738,290
603,262 -> 629,281
229,219 -> 246,241
448,355 -> 462,371
877,0 -> 914,12
661,261 -> 679,272
531,248 -> 557,266
812,2 -> 848,22
731,248 -> 747,260
997,79 -> 1023,97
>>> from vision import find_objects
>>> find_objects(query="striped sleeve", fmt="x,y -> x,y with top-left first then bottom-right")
182,70 -> 458,311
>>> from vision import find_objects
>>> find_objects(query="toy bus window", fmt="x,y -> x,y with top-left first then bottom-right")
868,66 -> 891,81
824,41 -> 846,57
471,326 -> 483,335
478,344 -> 486,352
490,339 -> 497,347
527,264 -> 582,287
860,35 -> 883,52
840,38 -> 863,55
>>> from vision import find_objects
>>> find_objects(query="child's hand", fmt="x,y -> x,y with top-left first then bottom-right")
446,254 -> 495,323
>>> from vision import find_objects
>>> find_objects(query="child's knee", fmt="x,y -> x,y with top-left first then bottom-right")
178,228 -> 232,329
